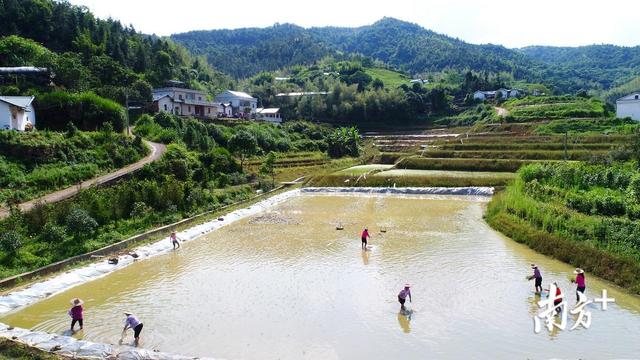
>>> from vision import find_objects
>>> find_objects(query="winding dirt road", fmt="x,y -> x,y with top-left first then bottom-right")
0,140 -> 166,219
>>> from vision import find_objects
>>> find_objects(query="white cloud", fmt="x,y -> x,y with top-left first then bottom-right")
67,0 -> 640,48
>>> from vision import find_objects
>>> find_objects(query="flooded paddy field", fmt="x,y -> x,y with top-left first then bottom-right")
2,192 -> 640,359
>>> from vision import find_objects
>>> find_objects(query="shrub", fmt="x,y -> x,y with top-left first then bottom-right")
130,201 -> 152,220
36,91 -> 126,131
0,231 -> 22,253
66,208 -> 98,238
327,127 -> 360,158
41,222 -> 67,244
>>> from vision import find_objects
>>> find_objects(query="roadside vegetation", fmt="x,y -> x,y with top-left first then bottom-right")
0,113 -> 361,280
0,128 -> 148,204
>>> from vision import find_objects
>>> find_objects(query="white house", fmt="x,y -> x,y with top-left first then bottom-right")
219,103 -> 233,117
473,89 -> 519,101
214,90 -> 258,116
0,96 -> 36,131
473,90 -> 496,101
152,87 -> 218,118
256,108 -> 282,124
616,93 -> 640,120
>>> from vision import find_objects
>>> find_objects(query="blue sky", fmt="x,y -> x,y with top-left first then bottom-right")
68,0 -> 640,48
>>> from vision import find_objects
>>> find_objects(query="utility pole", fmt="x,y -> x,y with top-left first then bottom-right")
125,93 -> 130,136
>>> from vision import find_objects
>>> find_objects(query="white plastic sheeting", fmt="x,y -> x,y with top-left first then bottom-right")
0,186 -> 493,359
0,189 -> 302,316
0,323 -> 214,359
302,186 -> 495,196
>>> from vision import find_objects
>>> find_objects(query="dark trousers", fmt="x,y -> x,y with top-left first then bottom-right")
133,323 -> 144,338
576,286 -> 586,302
71,319 -> 83,329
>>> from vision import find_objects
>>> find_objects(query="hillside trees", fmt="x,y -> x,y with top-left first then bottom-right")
0,0 -> 233,98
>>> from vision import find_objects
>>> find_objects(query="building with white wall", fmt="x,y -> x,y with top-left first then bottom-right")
0,96 -> 36,131
616,93 -> 640,120
152,87 -> 218,118
473,89 -> 519,101
214,90 -> 258,116
256,108 -> 282,123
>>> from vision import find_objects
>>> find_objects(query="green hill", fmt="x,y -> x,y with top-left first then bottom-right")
172,18 -> 640,96
520,45 -> 640,93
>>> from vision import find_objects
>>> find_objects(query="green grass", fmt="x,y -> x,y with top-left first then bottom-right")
336,164 -> 394,175
396,157 -> 556,172
485,162 -> 640,294
0,338 -> 62,360
455,135 -> 633,144
421,149 -> 606,161
438,142 -> 620,151
503,95 -> 607,121
364,67 -> 411,88
373,169 -> 515,180
370,152 -> 412,164
0,130 -> 148,204
534,118 -> 639,135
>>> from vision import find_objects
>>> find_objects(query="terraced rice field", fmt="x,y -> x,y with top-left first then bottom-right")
337,164 -> 394,175
372,169 -> 515,181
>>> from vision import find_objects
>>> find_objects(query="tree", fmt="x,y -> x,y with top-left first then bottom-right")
372,78 -> 384,90
327,127 -> 361,158
260,151 -> 277,187
66,208 -> 98,239
228,130 -> 258,169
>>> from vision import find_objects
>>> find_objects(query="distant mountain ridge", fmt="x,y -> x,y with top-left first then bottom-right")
172,17 -> 640,94
519,45 -> 640,90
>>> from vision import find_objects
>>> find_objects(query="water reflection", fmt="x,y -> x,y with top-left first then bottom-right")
2,194 -> 640,359
361,249 -> 370,265
397,311 -> 411,333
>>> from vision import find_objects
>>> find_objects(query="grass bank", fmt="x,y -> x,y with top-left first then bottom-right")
0,338 -> 61,360
485,164 -> 640,294
421,149 -> 607,160
396,157 -> 556,172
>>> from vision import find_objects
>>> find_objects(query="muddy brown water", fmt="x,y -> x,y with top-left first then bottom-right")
2,193 -> 640,359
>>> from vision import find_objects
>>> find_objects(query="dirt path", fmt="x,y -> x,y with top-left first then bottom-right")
494,106 -> 509,117
0,140 -> 166,219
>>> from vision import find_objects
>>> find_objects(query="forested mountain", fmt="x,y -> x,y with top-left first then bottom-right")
308,18 -> 542,80
520,45 -> 640,92
0,0 -> 233,103
172,24 -> 336,79
173,18 -> 544,82
172,18 -> 640,95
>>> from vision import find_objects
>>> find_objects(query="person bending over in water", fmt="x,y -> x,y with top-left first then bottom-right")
68,298 -> 84,332
361,228 -> 370,249
122,312 -> 144,346
398,284 -> 412,310
545,282 -> 563,315
529,264 -> 543,294
170,231 -> 181,250
572,268 -> 586,302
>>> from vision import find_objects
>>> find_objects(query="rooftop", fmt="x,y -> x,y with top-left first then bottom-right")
218,90 -> 256,99
257,108 -> 280,114
153,87 -> 207,94
0,95 -> 35,109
